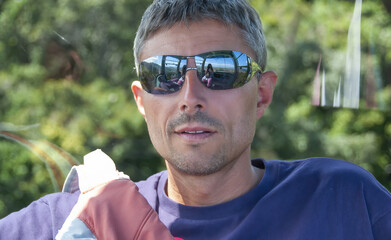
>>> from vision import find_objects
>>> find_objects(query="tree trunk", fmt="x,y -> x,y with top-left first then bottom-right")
382,0 -> 391,14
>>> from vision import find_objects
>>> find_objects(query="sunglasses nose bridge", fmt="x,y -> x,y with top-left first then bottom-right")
183,66 -> 203,90
185,57 -> 197,70
178,64 -> 207,113
182,56 -> 201,87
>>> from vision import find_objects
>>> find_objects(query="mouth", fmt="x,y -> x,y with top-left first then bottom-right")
174,127 -> 216,141
181,130 -> 211,134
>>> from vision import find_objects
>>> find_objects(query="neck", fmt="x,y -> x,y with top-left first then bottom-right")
165,155 -> 264,206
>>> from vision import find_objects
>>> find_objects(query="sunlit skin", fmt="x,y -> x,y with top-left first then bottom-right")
132,19 -> 277,206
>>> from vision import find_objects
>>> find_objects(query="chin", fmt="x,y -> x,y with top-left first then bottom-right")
166,153 -> 228,176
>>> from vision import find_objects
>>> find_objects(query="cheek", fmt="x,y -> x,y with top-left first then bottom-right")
143,99 -> 167,146
232,106 -> 257,142
230,85 -> 259,140
144,111 -> 170,159
143,96 -> 167,126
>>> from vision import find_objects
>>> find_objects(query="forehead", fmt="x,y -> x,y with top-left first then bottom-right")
140,19 -> 255,61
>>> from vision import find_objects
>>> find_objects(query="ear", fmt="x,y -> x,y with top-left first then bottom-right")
256,71 -> 277,119
131,81 -> 146,117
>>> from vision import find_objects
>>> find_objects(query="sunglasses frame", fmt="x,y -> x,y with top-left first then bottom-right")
138,50 -> 262,95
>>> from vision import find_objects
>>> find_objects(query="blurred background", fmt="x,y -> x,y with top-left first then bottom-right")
0,0 -> 390,218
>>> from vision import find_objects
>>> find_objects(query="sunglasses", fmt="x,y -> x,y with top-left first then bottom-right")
138,50 -> 261,95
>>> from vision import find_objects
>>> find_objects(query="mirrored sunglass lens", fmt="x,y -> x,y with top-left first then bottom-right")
232,51 -> 252,88
200,53 -> 235,90
139,56 -> 184,94
139,51 -> 253,94
199,51 -> 251,90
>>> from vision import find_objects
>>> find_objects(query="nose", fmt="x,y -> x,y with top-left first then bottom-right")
178,58 -> 207,113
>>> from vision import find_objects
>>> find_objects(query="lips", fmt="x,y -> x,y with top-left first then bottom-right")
175,127 -> 215,134
174,126 -> 216,141
182,130 -> 210,134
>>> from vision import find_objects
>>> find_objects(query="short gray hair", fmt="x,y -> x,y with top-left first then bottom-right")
133,0 -> 267,73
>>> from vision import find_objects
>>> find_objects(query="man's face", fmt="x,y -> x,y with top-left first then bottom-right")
132,19 -> 274,176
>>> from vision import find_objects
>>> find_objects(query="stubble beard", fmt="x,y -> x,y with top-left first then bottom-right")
164,111 -> 229,176
166,144 -> 228,176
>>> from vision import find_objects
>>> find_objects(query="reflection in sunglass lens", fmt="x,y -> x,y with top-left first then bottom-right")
139,51 -> 256,95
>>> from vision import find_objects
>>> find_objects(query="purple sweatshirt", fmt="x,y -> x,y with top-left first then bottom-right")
1,158 -> 391,239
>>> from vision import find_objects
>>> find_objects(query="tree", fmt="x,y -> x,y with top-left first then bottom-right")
0,0 -> 390,218
251,0 -> 391,189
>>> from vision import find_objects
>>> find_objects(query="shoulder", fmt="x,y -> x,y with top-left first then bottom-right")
264,158 -> 391,236
0,191 -> 79,239
268,157 -> 373,181
299,158 -> 391,228
298,158 -> 378,184
270,157 -> 390,200
39,190 -> 80,212
135,171 -> 167,210
4,190 -> 79,220
135,171 -> 166,191
264,157 -> 391,197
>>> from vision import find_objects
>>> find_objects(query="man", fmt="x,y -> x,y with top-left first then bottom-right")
1,0 -> 391,239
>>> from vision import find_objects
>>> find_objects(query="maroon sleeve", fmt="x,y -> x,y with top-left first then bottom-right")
75,179 -> 174,240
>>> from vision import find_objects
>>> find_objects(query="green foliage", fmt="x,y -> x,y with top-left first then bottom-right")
0,0 -> 390,218
251,0 -> 391,190
0,0 -> 161,218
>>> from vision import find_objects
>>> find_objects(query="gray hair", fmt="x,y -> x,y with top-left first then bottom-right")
133,0 -> 267,73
